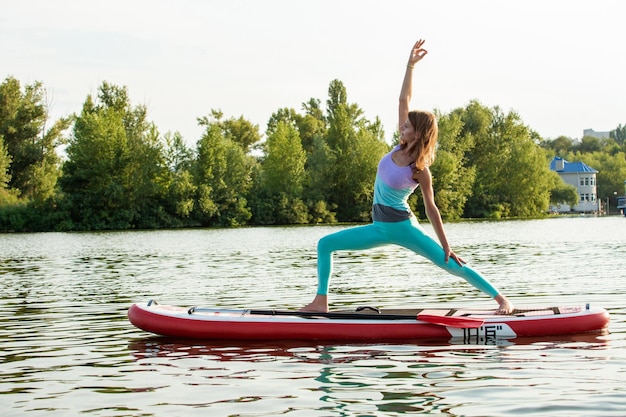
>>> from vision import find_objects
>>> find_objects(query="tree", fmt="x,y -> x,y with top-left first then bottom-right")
540,135 -> 574,155
421,111 -> 476,220
549,175 -> 579,209
610,123 -> 625,145
263,121 -> 306,197
575,136 -> 603,153
0,134 -> 18,205
458,101 -> 553,218
249,121 -> 308,224
319,79 -> 388,221
162,131 -> 196,220
266,103 -> 327,156
222,116 -> 261,153
299,98 -> 327,154
452,101 -> 497,217
60,82 -> 170,230
304,135 -> 337,220
192,117 -> 255,226
198,110 -> 261,153
497,126 -> 554,217
267,108 -> 299,133
0,76 -> 70,202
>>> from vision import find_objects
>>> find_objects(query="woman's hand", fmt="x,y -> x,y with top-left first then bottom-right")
408,39 -> 428,67
444,246 -> 466,267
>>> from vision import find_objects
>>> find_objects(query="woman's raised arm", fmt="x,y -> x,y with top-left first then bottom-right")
399,39 -> 428,131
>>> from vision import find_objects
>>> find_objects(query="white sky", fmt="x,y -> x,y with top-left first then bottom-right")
2,0 -> 624,145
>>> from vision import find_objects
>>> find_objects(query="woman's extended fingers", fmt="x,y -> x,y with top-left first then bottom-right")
410,39 -> 428,63
450,251 -> 466,267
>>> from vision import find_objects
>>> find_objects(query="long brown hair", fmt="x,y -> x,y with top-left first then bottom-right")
400,110 -> 438,171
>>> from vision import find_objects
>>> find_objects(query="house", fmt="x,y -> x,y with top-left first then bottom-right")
549,156 -> 599,213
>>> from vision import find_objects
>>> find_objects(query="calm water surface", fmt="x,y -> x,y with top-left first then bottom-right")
1,216 -> 625,416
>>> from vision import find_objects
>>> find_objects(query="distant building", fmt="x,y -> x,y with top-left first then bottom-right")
583,128 -> 610,139
549,156 -> 599,213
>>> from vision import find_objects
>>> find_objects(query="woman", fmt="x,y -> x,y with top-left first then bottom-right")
301,39 -> 513,314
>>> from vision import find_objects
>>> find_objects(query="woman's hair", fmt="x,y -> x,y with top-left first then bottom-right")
400,110 -> 438,171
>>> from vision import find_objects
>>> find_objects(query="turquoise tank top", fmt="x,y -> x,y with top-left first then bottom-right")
372,145 -> 419,222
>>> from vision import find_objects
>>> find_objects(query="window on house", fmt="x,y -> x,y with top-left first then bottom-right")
580,178 -> 584,186
591,194 -> 596,202
585,178 -> 590,186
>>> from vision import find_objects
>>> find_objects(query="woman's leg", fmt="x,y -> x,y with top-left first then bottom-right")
385,218 -> 501,298
316,223 -> 387,295
301,224 -> 387,312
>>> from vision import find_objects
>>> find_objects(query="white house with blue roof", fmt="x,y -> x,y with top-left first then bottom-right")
549,156 -> 599,213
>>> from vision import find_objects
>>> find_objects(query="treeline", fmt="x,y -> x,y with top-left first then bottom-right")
1,76 -> 625,232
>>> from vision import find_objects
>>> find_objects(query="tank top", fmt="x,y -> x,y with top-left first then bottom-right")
372,145 -> 419,222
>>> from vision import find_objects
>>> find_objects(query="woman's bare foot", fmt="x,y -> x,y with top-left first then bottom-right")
494,294 -> 514,315
300,294 -> 329,312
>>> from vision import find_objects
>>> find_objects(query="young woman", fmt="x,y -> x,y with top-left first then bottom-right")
301,39 -> 513,314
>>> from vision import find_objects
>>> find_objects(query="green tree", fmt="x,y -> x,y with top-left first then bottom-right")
459,101 -> 553,218
263,121 -> 306,197
0,134 -> 18,205
198,110 -> 261,153
610,123 -> 625,145
421,111 -> 476,220
452,101 -> 496,217
0,137 -> 9,183
549,174 -> 579,209
0,76 -> 71,202
266,102 -> 327,155
575,136 -> 603,153
540,135 -> 575,156
192,118 -> 255,226
304,135 -> 337,221
60,82 -> 170,230
249,121 -> 308,224
320,79 -> 388,221
223,116 -> 261,153
299,98 -> 327,154
498,126 -> 554,217
266,108 -> 300,136
162,131 -> 196,220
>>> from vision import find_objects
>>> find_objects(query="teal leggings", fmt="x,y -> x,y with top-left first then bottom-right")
316,217 -> 500,298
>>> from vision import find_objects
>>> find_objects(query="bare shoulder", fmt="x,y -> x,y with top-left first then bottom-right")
413,166 -> 432,184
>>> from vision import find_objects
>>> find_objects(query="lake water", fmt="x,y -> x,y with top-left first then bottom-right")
1,216 -> 625,416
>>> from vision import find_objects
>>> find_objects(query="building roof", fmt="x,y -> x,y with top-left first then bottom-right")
550,156 -> 598,173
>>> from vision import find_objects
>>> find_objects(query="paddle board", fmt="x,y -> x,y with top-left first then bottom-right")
128,300 -> 610,343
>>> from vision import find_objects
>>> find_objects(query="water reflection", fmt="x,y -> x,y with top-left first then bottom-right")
127,332 -> 610,364
125,334 -> 615,415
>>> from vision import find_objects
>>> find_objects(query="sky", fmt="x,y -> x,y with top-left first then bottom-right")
1,0 -> 624,145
